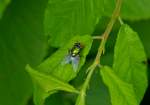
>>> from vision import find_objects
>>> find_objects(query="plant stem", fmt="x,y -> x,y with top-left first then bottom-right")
78,0 -> 122,102
118,16 -> 124,25
95,0 -> 122,64
92,36 -> 103,40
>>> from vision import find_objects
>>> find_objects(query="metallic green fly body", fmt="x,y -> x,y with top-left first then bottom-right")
62,42 -> 83,71
70,42 -> 83,57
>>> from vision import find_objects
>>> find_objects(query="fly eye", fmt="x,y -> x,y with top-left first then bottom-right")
74,42 -> 82,48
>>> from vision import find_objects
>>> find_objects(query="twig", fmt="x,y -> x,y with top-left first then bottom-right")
77,0 -> 122,103
118,16 -> 124,25
92,36 -> 103,40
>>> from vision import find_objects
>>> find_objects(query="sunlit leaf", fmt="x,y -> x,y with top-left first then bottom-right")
26,65 -> 79,105
100,66 -> 138,105
26,35 -> 92,105
113,24 -> 148,103
128,20 -> 150,58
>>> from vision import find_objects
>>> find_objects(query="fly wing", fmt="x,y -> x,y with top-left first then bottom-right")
61,54 -> 72,65
71,55 -> 80,72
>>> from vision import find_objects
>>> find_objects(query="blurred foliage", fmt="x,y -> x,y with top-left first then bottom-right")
0,0 -> 47,105
0,0 -> 150,105
0,0 -> 10,18
44,0 -> 103,47
104,0 -> 150,20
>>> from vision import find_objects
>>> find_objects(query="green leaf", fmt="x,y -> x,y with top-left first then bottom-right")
26,65 -> 79,105
26,35 -> 92,105
128,19 -> 150,58
44,0 -> 103,47
0,0 -> 10,19
37,35 -> 92,81
0,0 -> 47,105
113,24 -> 148,103
100,66 -> 138,105
104,0 -> 150,20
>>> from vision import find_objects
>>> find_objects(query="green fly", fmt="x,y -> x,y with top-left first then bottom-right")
62,42 -> 83,71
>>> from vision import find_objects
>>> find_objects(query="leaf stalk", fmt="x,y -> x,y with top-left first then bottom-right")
77,0 -> 123,104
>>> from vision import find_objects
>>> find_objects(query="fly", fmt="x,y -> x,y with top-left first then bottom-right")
61,42 -> 83,71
